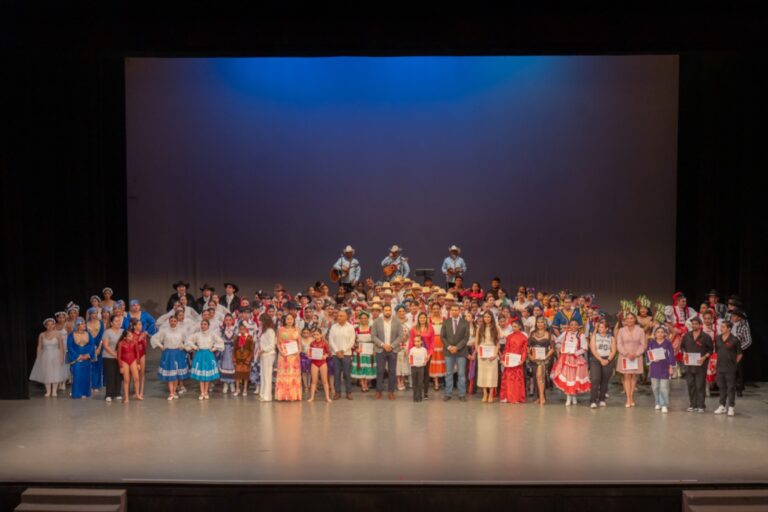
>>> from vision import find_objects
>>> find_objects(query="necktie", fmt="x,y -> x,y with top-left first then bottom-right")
453,318 -> 458,332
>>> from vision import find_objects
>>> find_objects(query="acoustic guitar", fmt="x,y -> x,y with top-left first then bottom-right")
382,257 -> 408,278
330,262 -> 358,283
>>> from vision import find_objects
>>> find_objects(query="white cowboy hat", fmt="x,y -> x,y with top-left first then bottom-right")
343,245 -> 355,253
449,245 -> 461,253
388,245 -> 402,253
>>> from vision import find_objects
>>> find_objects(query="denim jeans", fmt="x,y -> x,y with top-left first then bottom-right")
444,354 -> 467,397
651,377 -> 670,407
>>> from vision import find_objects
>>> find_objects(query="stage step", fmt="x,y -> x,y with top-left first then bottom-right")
16,488 -> 125,512
15,505 -> 121,512
683,490 -> 768,511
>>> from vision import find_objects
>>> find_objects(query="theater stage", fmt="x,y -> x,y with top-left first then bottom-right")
2,359 -> 767,487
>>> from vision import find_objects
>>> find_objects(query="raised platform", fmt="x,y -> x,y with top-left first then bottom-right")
2,351 -> 767,509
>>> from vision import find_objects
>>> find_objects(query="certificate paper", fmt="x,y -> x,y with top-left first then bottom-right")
533,347 -> 547,360
310,347 -> 325,360
684,352 -> 701,366
284,341 -> 299,356
563,338 -> 577,354
360,343 -> 374,355
648,347 -> 666,362
622,357 -> 639,371
479,345 -> 496,359
504,353 -> 522,367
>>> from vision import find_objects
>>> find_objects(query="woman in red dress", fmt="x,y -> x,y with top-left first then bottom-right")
499,319 -> 528,404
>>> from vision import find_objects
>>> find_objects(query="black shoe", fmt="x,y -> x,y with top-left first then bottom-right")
459,396 -> 467,402
443,396 -> 452,401
737,390 -> 743,397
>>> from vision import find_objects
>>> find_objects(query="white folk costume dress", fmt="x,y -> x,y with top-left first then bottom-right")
186,330 -> 224,382
550,331 -> 590,395
151,324 -> 190,382
351,326 -> 376,379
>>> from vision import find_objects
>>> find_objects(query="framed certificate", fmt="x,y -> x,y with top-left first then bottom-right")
360,343 -> 374,355
563,337 -> 577,354
684,352 -> 701,366
478,345 -> 496,359
622,357 -> 639,371
648,347 -> 666,362
409,351 -> 426,366
533,347 -> 547,360
310,347 -> 325,360
504,353 -> 522,367
284,341 -> 299,356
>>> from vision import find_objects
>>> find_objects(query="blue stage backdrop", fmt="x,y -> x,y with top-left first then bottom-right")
126,56 -> 678,314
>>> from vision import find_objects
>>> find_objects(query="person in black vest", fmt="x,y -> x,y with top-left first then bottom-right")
681,317 -> 713,413
222,283 -> 240,313
713,320 -> 743,416
166,280 -> 195,312
195,284 -> 215,314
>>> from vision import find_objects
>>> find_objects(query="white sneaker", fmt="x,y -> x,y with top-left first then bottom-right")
599,401 -> 606,407
661,406 -> 668,413
727,407 -> 735,417
105,397 -> 112,403
222,383 -> 229,394
565,396 -> 572,406
233,391 -> 240,397
714,405 -> 727,415
655,404 -> 661,411
116,396 -> 123,401
590,402 -> 597,409
572,396 -> 577,405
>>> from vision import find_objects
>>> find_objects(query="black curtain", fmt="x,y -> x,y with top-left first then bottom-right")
0,53 -> 128,399
676,54 -> 768,382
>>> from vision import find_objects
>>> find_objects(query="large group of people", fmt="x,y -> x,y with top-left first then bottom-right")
29,245 -> 754,417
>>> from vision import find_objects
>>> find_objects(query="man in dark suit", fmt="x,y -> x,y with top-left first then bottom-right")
222,283 -> 241,313
440,304 -> 470,401
195,284 -> 215,314
166,280 -> 195,312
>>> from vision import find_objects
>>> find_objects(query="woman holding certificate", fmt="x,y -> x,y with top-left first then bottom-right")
499,319 -> 527,404
616,312 -> 647,407
351,311 -> 376,391
475,311 -> 500,403
551,319 -> 591,405
275,313 -> 303,401
588,319 -> 616,408
307,328 -> 332,402
527,316 -> 555,405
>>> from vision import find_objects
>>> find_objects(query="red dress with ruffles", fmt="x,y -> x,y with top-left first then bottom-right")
499,331 -> 528,403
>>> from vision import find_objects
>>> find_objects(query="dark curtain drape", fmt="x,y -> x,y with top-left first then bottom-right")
676,54 -> 768,382
0,53 -> 128,399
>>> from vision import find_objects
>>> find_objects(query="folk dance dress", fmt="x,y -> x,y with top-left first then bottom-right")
67,332 -> 96,398
233,334 -> 254,382
87,321 -> 105,389
29,333 -> 69,384
187,330 -> 224,382
249,331 -> 261,386
396,320 -> 412,378
428,319 -> 446,378
664,295 -> 697,361
151,325 -> 190,382
499,331 -> 528,403
219,326 -> 237,384
275,327 -> 302,401
351,327 -> 377,380
550,331 -> 591,395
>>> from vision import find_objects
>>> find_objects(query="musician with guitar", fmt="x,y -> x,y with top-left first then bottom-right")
441,245 -> 466,289
330,245 -> 361,292
381,245 -> 410,281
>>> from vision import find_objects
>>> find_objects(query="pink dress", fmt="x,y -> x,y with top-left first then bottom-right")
616,326 -> 647,375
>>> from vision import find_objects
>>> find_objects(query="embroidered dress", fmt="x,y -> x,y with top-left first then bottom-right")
499,331 -> 528,403
188,330 -> 224,382
219,326 -> 237,383
428,319 -> 446,378
351,327 -> 376,379
396,320 -> 412,377
234,334 -> 254,381
275,327 -> 302,401
151,326 -> 190,382
550,331 -> 591,395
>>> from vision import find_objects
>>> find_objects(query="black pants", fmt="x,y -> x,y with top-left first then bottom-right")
735,358 -> 745,392
684,365 -> 707,409
103,358 -> 121,398
589,358 -> 615,404
411,366 -> 425,401
376,351 -> 398,392
333,356 -> 352,394
717,370 -> 737,407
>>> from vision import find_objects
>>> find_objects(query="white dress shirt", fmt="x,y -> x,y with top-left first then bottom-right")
329,322 -> 356,356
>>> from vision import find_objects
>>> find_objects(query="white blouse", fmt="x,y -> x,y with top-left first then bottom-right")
259,328 -> 276,355
185,330 -> 224,351
151,325 -> 187,350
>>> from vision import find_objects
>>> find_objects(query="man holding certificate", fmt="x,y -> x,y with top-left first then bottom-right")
328,310 -> 356,400
372,304 -> 404,400
681,317 -> 713,413
439,304 -> 470,401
